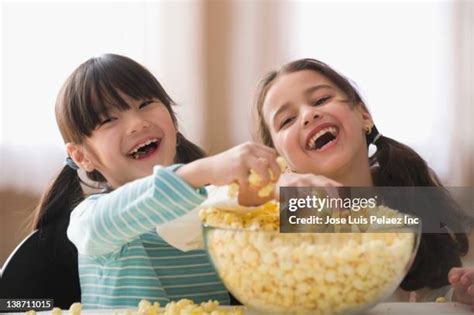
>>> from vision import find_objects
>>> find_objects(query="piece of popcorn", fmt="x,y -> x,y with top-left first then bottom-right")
228,157 -> 287,198
137,299 -> 160,315
129,299 -> 244,315
248,170 -> 262,187
435,296 -> 446,303
69,303 -> 81,315
256,183 -> 275,198
202,174 -> 415,314
51,308 -> 62,315
205,225 -> 414,314
228,183 -> 239,198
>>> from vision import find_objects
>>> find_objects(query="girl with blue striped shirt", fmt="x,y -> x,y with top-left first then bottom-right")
35,54 -> 281,309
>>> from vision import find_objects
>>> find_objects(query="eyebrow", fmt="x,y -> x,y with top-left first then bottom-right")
271,84 -> 334,125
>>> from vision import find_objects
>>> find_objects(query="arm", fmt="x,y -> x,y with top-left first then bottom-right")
67,165 -> 207,256
69,142 -> 281,256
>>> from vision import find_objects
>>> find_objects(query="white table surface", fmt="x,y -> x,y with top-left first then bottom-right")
12,302 -> 472,315
366,302 -> 471,314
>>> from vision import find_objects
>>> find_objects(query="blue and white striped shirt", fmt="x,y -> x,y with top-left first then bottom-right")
67,165 -> 229,309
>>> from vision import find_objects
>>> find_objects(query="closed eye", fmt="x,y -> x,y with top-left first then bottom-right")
279,117 -> 295,130
139,100 -> 154,109
98,116 -> 116,127
313,96 -> 331,106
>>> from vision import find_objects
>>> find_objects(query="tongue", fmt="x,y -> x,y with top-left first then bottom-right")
315,132 -> 335,149
134,143 -> 157,159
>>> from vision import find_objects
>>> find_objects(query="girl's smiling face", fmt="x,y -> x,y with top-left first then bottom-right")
72,94 -> 177,189
262,70 -> 372,178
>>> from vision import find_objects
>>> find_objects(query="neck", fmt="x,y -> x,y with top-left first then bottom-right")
332,150 -> 373,187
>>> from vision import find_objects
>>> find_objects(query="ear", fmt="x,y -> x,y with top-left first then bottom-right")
354,102 -> 374,130
66,143 -> 96,172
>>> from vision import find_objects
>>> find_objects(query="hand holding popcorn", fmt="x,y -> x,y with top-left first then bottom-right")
229,156 -> 287,199
205,142 -> 281,189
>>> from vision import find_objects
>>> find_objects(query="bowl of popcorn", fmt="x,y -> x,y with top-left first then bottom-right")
200,201 -> 421,315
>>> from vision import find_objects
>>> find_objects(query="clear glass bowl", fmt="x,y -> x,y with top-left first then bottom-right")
203,222 -> 421,315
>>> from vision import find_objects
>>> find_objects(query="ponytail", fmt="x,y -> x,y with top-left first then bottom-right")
30,132 -> 205,227
175,132 -> 207,163
31,165 -> 84,231
370,135 -> 469,290
371,136 -> 441,186
253,57 -> 470,291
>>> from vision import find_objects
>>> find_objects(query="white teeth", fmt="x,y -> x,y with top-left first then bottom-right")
307,127 -> 338,150
129,138 -> 158,155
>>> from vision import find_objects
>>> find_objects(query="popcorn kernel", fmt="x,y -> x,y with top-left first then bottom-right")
202,201 -> 415,314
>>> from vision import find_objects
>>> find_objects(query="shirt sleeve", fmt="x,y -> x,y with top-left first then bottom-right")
156,185 -> 226,252
156,185 -> 263,251
67,164 -> 207,256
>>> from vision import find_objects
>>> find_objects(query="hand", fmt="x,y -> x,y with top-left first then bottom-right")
177,142 -> 281,190
206,142 -> 281,189
449,267 -> 474,310
273,172 -> 342,199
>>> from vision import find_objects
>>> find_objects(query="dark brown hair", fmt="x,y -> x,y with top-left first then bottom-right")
254,58 -> 469,290
32,54 -> 205,230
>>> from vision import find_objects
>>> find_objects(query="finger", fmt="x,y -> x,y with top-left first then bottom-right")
468,285 -> 474,296
238,184 -> 269,207
248,147 -> 278,174
250,144 -> 278,161
267,157 -> 282,181
449,267 -> 464,277
248,158 -> 271,186
449,268 -> 464,284
237,174 -> 250,191
250,142 -> 278,156
461,272 -> 474,286
450,274 -> 461,285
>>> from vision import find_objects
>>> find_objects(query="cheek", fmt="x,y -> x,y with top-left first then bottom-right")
342,116 -> 364,141
334,105 -> 362,128
157,108 -> 175,126
274,129 -> 299,157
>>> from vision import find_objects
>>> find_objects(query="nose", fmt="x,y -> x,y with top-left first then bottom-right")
302,106 -> 322,127
126,111 -> 150,135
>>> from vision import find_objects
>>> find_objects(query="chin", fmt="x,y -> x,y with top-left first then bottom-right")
134,166 -> 154,178
311,156 -> 348,177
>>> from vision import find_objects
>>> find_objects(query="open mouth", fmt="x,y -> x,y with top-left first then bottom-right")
128,138 -> 161,160
306,126 -> 339,151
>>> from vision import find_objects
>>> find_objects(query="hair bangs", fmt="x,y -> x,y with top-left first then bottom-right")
56,54 -> 176,143
60,54 -> 177,142
103,55 -> 175,106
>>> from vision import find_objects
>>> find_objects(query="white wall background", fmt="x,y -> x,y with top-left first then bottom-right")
1,2 -> 204,193
285,1 -> 455,180
1,1 -> 472,194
